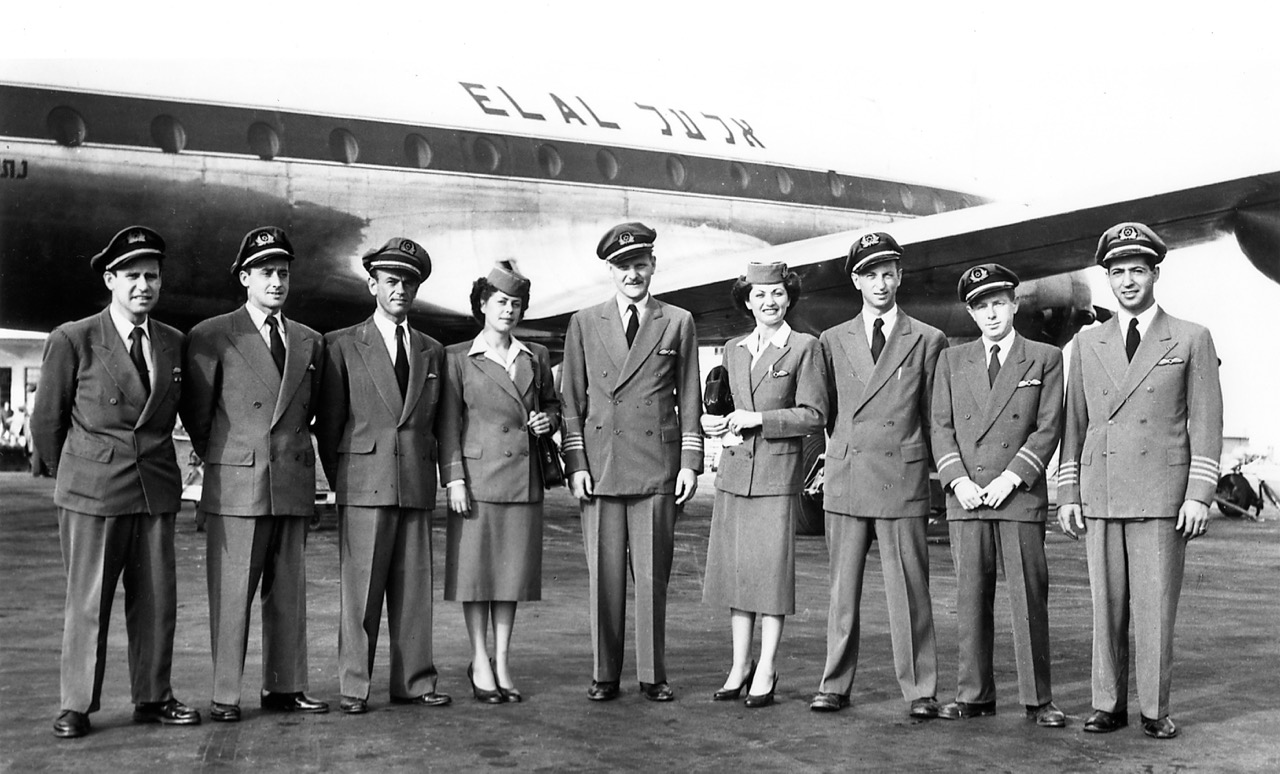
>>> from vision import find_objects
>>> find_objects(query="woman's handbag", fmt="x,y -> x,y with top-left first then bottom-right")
703,364 -> 734,415
531,379 -> 566,489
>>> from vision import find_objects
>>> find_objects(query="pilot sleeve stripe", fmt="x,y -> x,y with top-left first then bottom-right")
936,452 -> 962,468
1016,447 -> 1045,469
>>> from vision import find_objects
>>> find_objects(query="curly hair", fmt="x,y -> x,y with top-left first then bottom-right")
729,271 -> 802,318
470,276 -> 530,322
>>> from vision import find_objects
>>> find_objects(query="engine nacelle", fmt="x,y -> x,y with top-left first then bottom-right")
1233,207 -> 1280,286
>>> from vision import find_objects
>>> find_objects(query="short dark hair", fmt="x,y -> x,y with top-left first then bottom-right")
729,271 -> 802,318
470,277 -> 530,322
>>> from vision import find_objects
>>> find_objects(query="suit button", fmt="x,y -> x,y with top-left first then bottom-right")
882,484 -> 890,490
646,430 -> 653,436
964,414 -> 971,420
1108,420 -> 1114,425
1001,442 -> 1009,449
745,452 -> 752,459
501,426 -> 509,433
1102,389 -> 1109,395
1012,414 -> 1019,419
1101,451 -> 1108,457
1139,418 -> 1148,424
644,399 -> 652,405
1147,387 -> 1155,393
504,450 -> 512,457
1140,449 -> 1148,455
976,465 -> 984,472
602,371 -> 608,377
885,420 -> 894,426
885,451 -> 893,457
294,454 -> 300,461
110,398 -> 118,405
614,430 -> 622,436
852,448 -> 859,454
253,401 -> 262,409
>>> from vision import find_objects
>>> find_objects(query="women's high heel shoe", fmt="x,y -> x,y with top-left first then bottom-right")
468,663 -> 505,705
712,660 -> 757,702
743,673 -> 779,708
492,659 -> 522,703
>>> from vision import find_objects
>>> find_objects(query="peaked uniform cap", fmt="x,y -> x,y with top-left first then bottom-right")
233,226 -> 294,274
1096,222 -> 1167,266
91,226 -> 165,272
958,263 -> 1020,303
846,231 -> 903,275
597,222 -> 657,263
363,237 -> 431,281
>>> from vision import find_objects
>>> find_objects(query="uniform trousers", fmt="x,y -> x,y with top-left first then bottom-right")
338,505 -> 437,700
948,519 -> 1052,707
206,515 -> 310,705
1086,518 -> 1185,719
819,513 -> 938,700
58,509 -> 177,713
580,493 -> 676,684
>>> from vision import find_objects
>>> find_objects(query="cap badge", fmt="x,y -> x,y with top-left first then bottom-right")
399,240 -> 416,255
127,230 -> 146,244
254,232 -> 275,246
619,232 -> 634,245
1119,225 -> 1139,240
969,266 -> 988,282
860,233 -> 880,248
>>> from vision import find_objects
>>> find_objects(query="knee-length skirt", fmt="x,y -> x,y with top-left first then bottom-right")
702,489 -> 797,615
444,500 -> 543,602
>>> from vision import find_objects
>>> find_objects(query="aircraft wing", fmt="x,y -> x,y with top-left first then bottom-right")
645,168 -> 1280,343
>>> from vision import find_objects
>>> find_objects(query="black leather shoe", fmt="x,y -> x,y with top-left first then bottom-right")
712,660 -> 756,702
468,663 -> 505,705
53,710 -> 90,739
1141,714 -> 1179,739
809,692 -> 850,713
390,692 -> 452,707
209,702 -> 241,722
587,680 -> 620,702
339,696 -> 368,715
1027,701 -> 1066,728
938,700 -> 996,720
1083,708 -> 1128,733
133,698 -> 201,725
261,691 -> 330,714
640,682 -> 674,702
910,697 -> 941,719
743,674 -> 778,709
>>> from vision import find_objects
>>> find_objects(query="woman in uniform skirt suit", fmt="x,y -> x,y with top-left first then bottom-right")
701,261 -> 827,707
438,266 -> 560,703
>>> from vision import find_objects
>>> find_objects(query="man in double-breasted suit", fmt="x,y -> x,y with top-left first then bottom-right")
811,232 -> 946,717
931,264 -> 1066,727
182,227 -> 329,721
1058,223 -> 1223,740
315,238 -> 451,714
560,222 -> 703,702
31,226 -> 201,738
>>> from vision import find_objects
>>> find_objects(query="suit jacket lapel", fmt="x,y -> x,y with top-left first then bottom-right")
231,307 -> 282,395
1115,309 -> 1175,416
594,301 -> 628,374
615,298 -> 667,392
136,322 -> 176,427
979,336 -> 1031,438
400,328 -> 430,424
355,319 -> 403,421
471,352 -> 525,408
91,309 -> 146,409
853,313 -> 919,416
833,316 -> 873,394
512,349 -> 534,402
272,319 -> 311,428
727,341 -> 754,412
752,341 -> 790,395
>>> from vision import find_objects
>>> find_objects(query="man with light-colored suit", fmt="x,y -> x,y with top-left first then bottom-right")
1058,222 -> 1223,740
931,263 -> 1066,727
560,222 -> 703,702
315,238 -> 452,714
182,227 -> 329,721
32,226 -> 201,738
811,231 -> 946,717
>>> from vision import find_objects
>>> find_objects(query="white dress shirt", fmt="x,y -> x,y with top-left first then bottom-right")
108,305 -> 154,392
862,304 -> 900,348
615,293 -> 650,333
371,309 -> 411,363
244,303 -> 287,353
738,321 -> 793,366
1117,303 -> 1160,340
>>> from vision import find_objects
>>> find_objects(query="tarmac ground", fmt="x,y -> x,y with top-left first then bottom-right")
1,470 -> 1278,772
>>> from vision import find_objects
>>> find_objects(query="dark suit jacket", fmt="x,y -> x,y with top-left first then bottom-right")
559,297 -> 703,496
1059,309 -> 1223,518
314,317 -> 445,510
437,339 -> 561,504
30,309 -> 184,516
931,335 -> 1063,522
182,306 -> 324,517
714,330 -> 827,497
819,310 -> 947,518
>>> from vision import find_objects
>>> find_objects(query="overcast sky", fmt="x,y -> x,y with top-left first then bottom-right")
7,1 -> 1280,442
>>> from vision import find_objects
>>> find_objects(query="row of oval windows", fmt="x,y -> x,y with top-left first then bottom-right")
46,105 -> 916,205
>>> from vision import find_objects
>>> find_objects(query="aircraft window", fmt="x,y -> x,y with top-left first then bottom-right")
150,115 -> 186,154
47,106 -> 86,147
730,162 -> 750,191
899,184 -> 915,211
248,122 -> 281,160
404,133 -> 433,168
667,156 -> 687,188
827,171 -> 845,199
597,149 -> 619,181
471,136 -> 501,172
537,144 -> 563,178
329,128 -> 359,164
776,169 -> 793,196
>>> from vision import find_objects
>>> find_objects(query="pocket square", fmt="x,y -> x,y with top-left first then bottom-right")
657,349 -> 677,356
426,373 -> 439,379
307,363 -> 316,371
1156,357 -> 1185,366
172,367 -> 182,383
1016,379 -> 1042,388
771,369 -> 790,378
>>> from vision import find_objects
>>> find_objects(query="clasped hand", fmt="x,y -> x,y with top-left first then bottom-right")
700,411 -> 762,437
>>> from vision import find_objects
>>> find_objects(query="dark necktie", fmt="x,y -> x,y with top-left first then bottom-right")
129,326 -> 150,397
1125,318 -> 1140,362
265,316 -> 286,374
394,325 -> 409,398
870,317 -> 885,363
625,304 -> 639,348
988,344 -> 1001,387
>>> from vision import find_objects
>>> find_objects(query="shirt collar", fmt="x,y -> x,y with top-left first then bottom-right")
371,308 -> 408,340
1119,303 -> 1159,337
983,328 -> 1017,355
616,293 -> 650,319
863,304 -> 899,335
467,333 -> 531,359
738,321 -> 792,351
244,303 -> 283,333
108,304 -> 148,345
